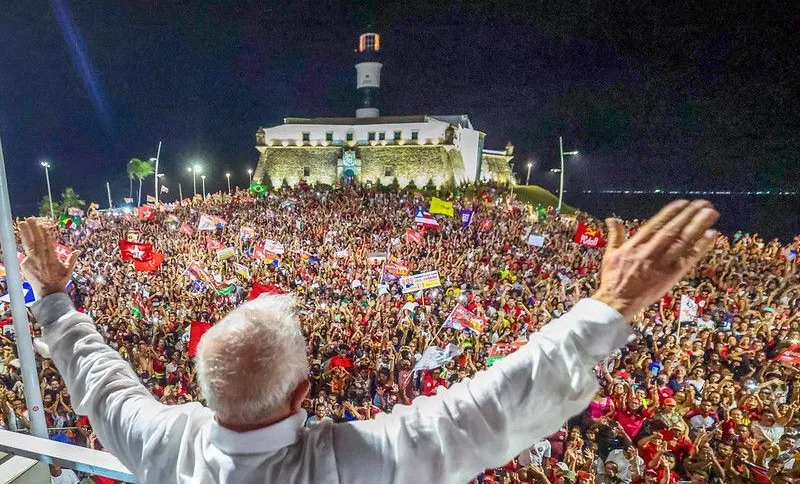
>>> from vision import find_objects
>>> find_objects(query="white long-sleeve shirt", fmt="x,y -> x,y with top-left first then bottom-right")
32,293 -> 631,483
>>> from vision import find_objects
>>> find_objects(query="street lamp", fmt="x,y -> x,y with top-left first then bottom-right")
247,168 -> 252,186
526,162 -> 533,185
225,173 -> 231,194
188,164 -> 201,197
40,161 -> 54,218
557,136 -> 579,212
201,174 -> 206,199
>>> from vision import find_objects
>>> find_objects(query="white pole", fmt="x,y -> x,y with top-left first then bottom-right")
248,169 -> 252,186
153,141 -> 162,205
526,163 -> 532,185
43,163 -> 54,219
558,136 -> 565,212
201,175 -> 206,198
106,181 -> 113,209
226,173 -> 231,194
0,136 -> 48,438
178,182 -> 183,201
192,171 -> 197,197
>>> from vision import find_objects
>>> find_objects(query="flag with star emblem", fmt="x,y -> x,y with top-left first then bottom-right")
134,251 -> 165,272
137,205 -> 156,221
205,237 -> 224,251
118,239 -> 154,262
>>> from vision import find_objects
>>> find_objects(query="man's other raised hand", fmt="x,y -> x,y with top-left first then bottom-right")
19,217 -> 80,298
594,200 -> 719,320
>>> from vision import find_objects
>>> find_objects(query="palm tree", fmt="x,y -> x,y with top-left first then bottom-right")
38,195 -> 61,217
60,187 -> 85,211
127,158 -> 138,198
128,158 -> 154,205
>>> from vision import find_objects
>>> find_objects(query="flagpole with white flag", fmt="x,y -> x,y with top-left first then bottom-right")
0,134 -> 48,438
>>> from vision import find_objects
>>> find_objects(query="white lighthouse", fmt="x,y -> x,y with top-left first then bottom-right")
355,32 -> 382,118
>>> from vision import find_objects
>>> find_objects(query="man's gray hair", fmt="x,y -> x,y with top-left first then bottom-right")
196,295 -> 308,425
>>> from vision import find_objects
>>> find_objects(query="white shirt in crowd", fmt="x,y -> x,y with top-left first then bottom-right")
34,293 -> 630,484
50,468 -> 80,484
517,439 -> 551,467
606,448 -> 645,483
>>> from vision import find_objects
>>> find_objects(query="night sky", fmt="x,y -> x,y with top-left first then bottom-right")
1,1 -> 797,217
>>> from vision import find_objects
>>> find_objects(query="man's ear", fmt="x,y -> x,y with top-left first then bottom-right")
290,379 -> 311,413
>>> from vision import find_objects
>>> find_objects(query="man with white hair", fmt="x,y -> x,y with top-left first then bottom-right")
18,199 -> 719,483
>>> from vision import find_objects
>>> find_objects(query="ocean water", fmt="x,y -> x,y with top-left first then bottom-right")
566,193 -> 799,242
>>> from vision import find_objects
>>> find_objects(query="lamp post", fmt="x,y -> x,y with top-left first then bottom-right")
178,182 -> 183,201
152,141 -> 161,204
247,168 -> 252,186
40,161 -> 54,218
557,136 -> 579,212
225,173 -> 231,194
201,175 -> 206,199
188,165 -> 200,197
526,162 -> 532,185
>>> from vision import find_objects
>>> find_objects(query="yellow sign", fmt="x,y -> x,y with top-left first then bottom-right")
429,197 -> 454,217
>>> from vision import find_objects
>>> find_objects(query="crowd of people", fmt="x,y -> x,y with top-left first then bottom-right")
1,182 -> 800,483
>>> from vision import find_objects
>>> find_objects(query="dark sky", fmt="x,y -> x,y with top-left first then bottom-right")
1,0 -> 798,215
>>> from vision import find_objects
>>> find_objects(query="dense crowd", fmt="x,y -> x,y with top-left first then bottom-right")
1,183 -> 800,483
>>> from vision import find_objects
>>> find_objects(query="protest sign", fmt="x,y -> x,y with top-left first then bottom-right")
527,234 -> 545,247
399,270 -> 442,293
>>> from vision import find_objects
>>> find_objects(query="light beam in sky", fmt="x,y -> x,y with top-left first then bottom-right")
50,0 -> 113,132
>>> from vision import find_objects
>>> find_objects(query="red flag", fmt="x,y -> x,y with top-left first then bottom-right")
573,222 -> 606,248
134,251 -> 165,272
137,205 -> 156,221
775,342 -> 800,364
479,218 -> 493,232
405,228 -> 424,245
248,281 -> 285,301
206,237 -> 224,251
118,240 -> 154,261
188,321 -> 212,357
179,222 -> 194,236
52,242 -> 73,261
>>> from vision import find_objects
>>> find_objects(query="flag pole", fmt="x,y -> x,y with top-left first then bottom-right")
0,135 -> 48,438
106,181 -> 113,209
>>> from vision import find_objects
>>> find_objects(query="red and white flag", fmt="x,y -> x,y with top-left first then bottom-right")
137,205 -> 156,221
405,228 -> 424,245
179,222 -> 194,236
205,237 -> 224,251
573,222 -> 606,248
188,321 -> 212,357
118,240 -> 154,262
52,242 -> 73,261
414,208 -> 439,229
134,251 -> 165,272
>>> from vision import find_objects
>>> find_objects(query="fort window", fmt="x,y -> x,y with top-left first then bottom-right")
346,131 -> 354,142
411,130 -> 419,141
303,167 -> 311,177
302,132 -> 310,142
384,166 -> 394,177
378,132 -> 386,141
326,131 -> 333,142
368,132 -> 376,141
393,131 -> 402,141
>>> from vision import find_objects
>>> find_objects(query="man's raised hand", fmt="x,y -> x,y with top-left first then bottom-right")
594,200 -> 719,320
19,217 -> 80,298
